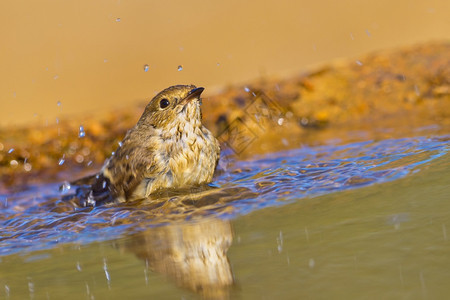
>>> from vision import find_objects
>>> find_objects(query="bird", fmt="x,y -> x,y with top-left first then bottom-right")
67,85 -> 220,207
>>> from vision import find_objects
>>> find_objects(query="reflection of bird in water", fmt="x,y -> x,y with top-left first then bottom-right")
117,218 -> 234,299
65,85 -> 220,207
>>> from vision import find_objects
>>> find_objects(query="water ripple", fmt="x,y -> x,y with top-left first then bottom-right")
0,135 -> 448,255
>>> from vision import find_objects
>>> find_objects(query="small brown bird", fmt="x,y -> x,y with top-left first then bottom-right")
69,85 -> 220,207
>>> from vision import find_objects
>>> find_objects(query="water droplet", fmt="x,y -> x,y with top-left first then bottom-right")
177,65 -> 183,71
24,163 -> 32,172
278,118 -> 284,126
8,148 -> 14,154
309,258 -> 315,268
103,258 -> 111,286
76,262 -> 82,271
60,181 -> 71,193
75,154 -> 84,163
118,141 -> 123,147
244,87 -> 250,92
57,101 -> 62,107
356,60 -> 363,66
59,159 -> 65,166
28,280 -> 34,295
277,231 -> 283,253
414,85 -> 420,96
300,117 -> 309,126
87,160 -> 93,166
79,125 -> 86,138
10,160 -> 18,167
143,64 -> 149,72
144,269 -> 149,285
111,151 -> 115,156
116,17 -> 121,22
126,155 -> 129,160
102,181 -> 107,189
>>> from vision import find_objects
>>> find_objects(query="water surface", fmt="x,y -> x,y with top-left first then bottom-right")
0,135 -> 449,299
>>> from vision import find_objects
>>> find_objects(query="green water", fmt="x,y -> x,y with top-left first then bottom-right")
0,137 -> 449,299
230,153 -> 450,299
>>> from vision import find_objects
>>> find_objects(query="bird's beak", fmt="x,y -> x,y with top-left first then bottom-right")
178,87 -> 204,106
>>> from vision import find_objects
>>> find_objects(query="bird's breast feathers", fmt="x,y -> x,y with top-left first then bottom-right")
129,124 -> 218,199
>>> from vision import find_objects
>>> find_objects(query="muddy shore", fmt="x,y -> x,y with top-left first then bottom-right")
1,42 -> 448,191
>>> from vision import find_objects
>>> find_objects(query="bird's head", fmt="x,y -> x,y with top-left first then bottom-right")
138,85 -> 204,130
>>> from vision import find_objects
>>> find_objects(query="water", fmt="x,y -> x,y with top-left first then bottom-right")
78,125 -> 85,138
0,135 -> 449,298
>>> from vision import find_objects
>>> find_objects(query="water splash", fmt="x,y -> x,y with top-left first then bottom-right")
0,135 -> 448,255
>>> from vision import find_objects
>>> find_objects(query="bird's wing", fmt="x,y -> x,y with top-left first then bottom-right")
63,172 -> 113,207
101,142 -> 159,202
73,144 -> 157,207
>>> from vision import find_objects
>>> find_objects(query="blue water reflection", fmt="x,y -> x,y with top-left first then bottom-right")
0,135 -> 448,255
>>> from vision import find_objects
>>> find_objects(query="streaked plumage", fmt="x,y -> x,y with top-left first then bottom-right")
70,85 -> 220,206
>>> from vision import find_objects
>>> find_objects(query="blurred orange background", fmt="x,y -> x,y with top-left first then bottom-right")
0,0 -> 449,126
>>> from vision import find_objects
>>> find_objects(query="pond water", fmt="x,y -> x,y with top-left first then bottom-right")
0,134 -> 449,299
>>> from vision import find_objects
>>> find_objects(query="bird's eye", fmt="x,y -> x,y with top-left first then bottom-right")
159,98 -> 170,109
